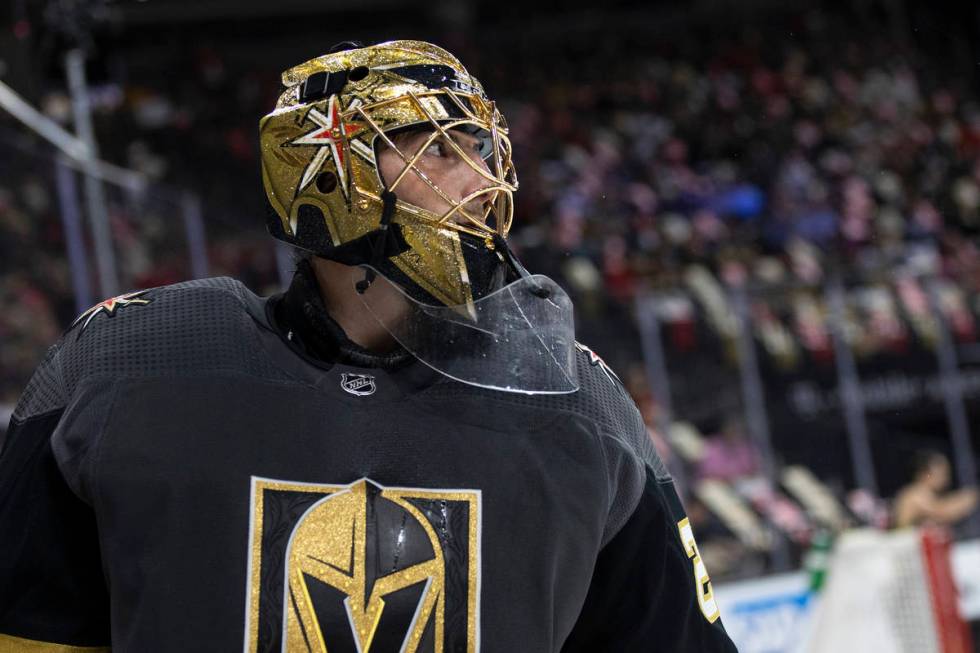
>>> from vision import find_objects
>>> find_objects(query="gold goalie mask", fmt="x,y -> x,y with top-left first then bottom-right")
260,40 -> 578,393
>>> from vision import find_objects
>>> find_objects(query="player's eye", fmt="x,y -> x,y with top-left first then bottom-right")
421,134 -> 491,162
423,140 -> 450,158
456,135 -> 490,160
474,137 -> 493,161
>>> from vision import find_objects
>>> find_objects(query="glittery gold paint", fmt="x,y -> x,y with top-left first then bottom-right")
384,487 -> 482,649
244,477 -> 481,653
259,40 -> 517,310
0,634 -> 110,653
246,479 -> 347,653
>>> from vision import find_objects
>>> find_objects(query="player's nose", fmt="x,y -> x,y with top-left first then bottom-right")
456,153 -> 493,198
457,169 -> 495,223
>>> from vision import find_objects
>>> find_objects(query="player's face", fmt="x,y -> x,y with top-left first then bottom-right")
377,128 -> 494,226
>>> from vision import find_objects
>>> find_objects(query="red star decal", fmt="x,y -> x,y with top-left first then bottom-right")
575,341 -> 621,384
71,290 -> 152,333
290,95 -> 361,201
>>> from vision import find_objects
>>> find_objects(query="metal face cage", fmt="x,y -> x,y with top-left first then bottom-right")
350,87 -> 518,244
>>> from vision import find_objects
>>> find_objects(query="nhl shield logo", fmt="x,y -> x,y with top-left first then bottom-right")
341,373 -> 376,396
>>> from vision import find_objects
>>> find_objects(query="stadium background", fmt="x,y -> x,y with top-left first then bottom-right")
2,0 -> 980,650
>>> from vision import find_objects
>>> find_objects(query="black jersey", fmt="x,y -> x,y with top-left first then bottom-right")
0,275 -> 737,652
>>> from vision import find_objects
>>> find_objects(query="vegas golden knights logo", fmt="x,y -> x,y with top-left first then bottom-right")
244,477 -> 481,653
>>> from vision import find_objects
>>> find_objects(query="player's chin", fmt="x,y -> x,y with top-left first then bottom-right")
432,208 -> 486,229
457,202 -> 490,226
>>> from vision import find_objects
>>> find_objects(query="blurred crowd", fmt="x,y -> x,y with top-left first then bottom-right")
502,26 -> 980,300
0,141 -> 72,409
3,10 -> 980,576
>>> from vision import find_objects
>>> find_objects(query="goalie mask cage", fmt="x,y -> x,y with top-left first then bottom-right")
806,527 -> 973,653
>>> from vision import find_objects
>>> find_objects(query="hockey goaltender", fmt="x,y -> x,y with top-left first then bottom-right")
0,40 -> 738,652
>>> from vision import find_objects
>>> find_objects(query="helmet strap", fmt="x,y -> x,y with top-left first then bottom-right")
355,189 -> 399,294
300,69 -> 348,103
491,233 -> 551,299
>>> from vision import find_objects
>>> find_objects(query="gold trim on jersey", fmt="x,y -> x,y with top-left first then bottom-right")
0,633 -> 109,653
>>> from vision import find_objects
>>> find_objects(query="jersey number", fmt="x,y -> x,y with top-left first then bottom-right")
677,517 -> 721,623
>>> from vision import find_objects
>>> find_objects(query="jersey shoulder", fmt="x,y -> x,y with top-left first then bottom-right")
568,341 -> 668,478
405,340 -> 670,545
14,277 -> 284,420
416,340 -> 667,478
567,342 -> 674,544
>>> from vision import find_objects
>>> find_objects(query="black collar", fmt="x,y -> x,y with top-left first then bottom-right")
273,258 -> 412,370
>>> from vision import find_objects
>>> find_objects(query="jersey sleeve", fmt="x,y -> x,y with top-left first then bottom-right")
561,470 -> 738,651
0,344 -> 111,651
561,346 -> 738,651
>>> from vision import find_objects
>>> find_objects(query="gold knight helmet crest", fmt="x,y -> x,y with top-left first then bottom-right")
245,477 -> 481,652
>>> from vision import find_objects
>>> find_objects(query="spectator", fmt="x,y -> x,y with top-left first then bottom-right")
892,450 -> 979,528
697,416 -> 761,483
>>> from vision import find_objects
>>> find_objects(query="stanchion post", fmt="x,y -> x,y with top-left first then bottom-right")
926,278 -> 980,537
730,283 -> 792,571
825,277 -> 878,496
180,192 -> 210,280
65,48 -> 118,297
54,157 -> 93,313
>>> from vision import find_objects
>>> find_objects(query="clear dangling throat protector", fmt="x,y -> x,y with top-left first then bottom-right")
354,267 -> 579,394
